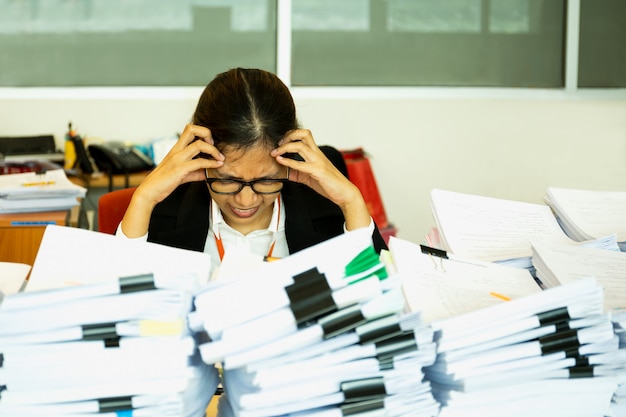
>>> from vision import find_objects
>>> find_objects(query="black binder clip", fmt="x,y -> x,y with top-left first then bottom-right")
419,244 -> 447,272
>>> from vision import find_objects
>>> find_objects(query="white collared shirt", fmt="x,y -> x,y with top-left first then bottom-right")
116,195 -> 373,277
204,195 -> 288,273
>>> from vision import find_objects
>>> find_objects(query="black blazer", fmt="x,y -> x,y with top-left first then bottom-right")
147,146 -> 387,254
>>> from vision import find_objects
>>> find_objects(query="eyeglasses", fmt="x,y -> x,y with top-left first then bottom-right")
205,169 -> 289,195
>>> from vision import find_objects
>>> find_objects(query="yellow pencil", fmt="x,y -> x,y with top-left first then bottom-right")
263,256 -> 281,262
489,291 -> 511,301
22,181 -> 56,187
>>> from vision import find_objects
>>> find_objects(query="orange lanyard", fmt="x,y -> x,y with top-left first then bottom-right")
213,195 -> 281,261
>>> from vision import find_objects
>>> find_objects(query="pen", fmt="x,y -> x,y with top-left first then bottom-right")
21,181 -> 56,187
489,291 -> 511,301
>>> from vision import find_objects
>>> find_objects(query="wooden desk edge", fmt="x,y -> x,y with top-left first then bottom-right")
69,171 -> 150,189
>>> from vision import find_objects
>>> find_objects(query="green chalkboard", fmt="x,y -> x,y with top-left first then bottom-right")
0,2 -> 277,87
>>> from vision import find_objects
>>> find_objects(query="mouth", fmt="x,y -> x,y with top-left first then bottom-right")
230,205 -> 259,218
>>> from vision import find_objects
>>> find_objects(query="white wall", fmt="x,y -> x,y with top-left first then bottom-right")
1,90 -> 625,244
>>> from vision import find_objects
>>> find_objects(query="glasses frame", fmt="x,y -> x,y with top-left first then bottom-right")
204,168 -> 290,195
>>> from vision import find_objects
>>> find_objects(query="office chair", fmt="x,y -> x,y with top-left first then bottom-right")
97,187 -> 137,234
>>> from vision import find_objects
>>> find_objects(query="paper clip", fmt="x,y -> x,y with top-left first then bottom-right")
420,244 -> 448,272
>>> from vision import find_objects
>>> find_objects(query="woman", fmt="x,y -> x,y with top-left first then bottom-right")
118,68 -> 387,272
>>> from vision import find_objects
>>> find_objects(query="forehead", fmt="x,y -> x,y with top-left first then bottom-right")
217,144 -> 281,177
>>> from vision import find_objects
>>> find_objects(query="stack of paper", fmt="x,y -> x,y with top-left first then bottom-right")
611,311 -> 626,416
544,186 -> 626,249
424,278 -> 624,417
389,235 -> 625,416
531,240 -> 626,312
429,188 -> 575,267
0,261 -> 31,295
0,272 -> 219,416
26,225 -> 213,292
220,309 -> 440,417
531,239 -> 626,414
190,229 -> 440,417
0,225 -> 219,416
0,168 -> 86,213
389,236 -> 543,325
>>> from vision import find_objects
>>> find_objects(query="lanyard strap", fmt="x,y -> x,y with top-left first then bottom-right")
213,195 -> 281,261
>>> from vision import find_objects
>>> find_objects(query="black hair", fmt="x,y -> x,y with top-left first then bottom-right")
193,68 -> 298,152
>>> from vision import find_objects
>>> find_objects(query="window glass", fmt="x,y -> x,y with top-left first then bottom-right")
578,0 -> 626,88
291,0 -> 565,87
0,0 -> 277,87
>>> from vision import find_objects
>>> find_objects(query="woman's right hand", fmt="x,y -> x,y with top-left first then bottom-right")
120,124 -> 224,238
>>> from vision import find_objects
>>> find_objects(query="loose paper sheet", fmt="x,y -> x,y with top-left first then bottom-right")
390,236 -> 542,325
0,262 -> 31,295
26,225 -> 212,292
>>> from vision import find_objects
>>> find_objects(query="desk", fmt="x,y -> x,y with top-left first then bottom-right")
0,210 -> 68,266
69,171 -> 149,230
69,171 -> 149,190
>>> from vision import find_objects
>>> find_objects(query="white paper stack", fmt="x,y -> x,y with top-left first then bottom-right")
389,235 -> 624,416
429,188 -> 575,265
0,271 -> 219,416
221,311 -> 440,417
531,240 -> 626,312
0,226 -> 219,416
191,229 -> 440,417
423,278 -> 624,417
611,311 -> 626,416
389,236 -> 544,325
544,186 -> 626,250
0,168 -> 86,213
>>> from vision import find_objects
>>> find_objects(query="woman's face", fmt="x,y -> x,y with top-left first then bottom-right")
205,144 -> 288,235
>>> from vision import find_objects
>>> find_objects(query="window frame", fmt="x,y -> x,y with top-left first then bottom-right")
0,0 -> 624,101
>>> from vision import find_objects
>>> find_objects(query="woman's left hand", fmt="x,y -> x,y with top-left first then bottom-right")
271,129 -> 371,230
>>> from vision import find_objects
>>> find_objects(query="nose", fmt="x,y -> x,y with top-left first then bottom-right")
233,184 -> 259,205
